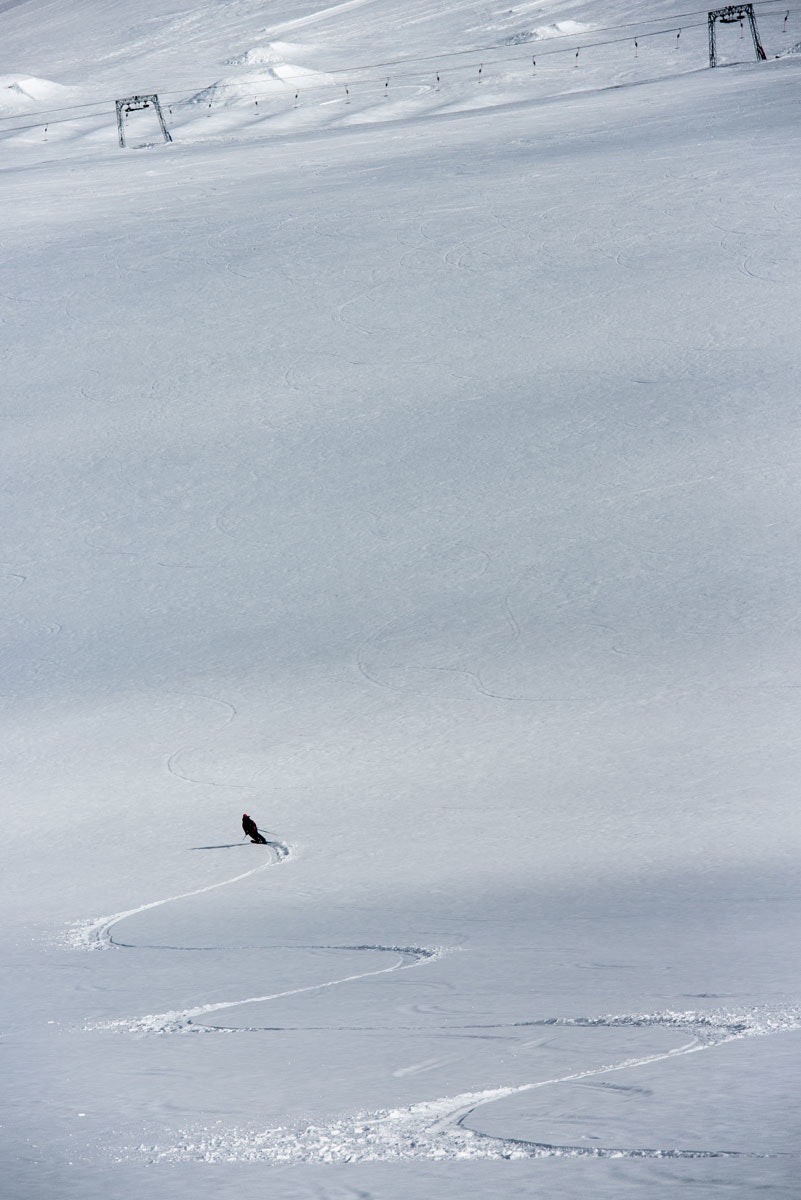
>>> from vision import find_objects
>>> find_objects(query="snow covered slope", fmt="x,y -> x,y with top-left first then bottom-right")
2,2 -> 801,1196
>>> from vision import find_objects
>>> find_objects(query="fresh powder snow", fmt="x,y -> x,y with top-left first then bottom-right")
2,1 -> 801,1197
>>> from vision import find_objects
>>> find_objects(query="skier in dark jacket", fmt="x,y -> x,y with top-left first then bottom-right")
242,813 -> 267,844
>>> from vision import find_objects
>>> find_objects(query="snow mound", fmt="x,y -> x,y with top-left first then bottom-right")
531,21 -> 594,41
0,74 -> 74,115
186,63 -> 328,106
502,31 -> 536,46
225,42 -> 312,66
501,20 -> 593,47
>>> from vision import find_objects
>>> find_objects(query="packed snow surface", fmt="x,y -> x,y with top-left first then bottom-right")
2,1 -> 801,1197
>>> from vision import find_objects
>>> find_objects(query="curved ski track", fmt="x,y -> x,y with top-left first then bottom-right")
117,1004 -> 801,1164
67,837 -> 289,953
69,856 -> 801,1165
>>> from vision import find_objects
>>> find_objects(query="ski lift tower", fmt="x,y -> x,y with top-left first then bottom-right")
116,94 -> 172,147
708,5 -> 767,67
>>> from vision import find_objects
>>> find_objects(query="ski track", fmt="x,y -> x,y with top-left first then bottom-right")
66,671 -> 800,1164
69,863 -> 801,1164
122,1005 -> 801,1164
67,837 -> 290,952
87,942 -> 440,1037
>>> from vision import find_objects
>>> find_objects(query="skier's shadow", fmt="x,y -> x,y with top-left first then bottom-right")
190,843 -> 253,850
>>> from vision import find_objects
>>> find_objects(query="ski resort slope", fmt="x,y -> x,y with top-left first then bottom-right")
2,1 -> 801,1196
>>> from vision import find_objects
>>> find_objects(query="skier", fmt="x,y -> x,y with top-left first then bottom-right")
242,813 -> 267,844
